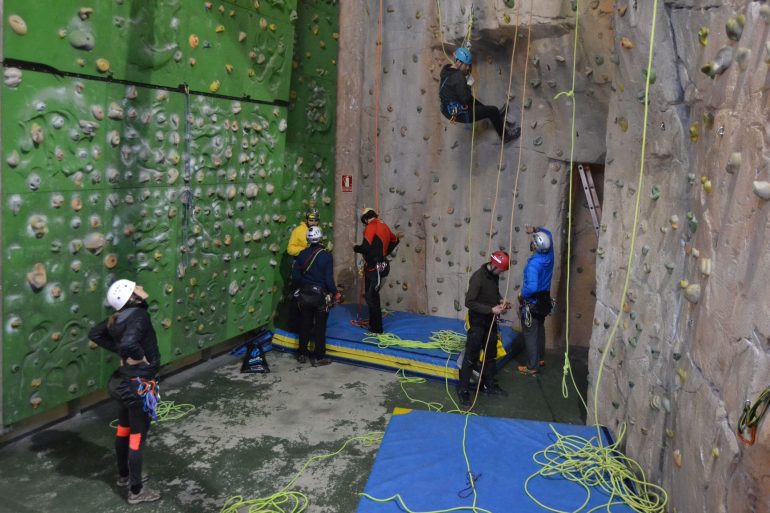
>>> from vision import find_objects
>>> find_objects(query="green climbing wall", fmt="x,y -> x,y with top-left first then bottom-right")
1,0 -> 338,425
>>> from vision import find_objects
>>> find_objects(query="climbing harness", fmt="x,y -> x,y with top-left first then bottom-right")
131,377 -> 161,421
738,387 -> 770,446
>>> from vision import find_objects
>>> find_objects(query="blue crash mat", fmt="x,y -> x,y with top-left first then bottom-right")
272,304 -> 523,381
357,410 -> 636,513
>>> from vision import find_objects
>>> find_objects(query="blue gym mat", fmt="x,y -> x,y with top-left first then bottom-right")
357,410 -> 636,513
272,304 -> 523,380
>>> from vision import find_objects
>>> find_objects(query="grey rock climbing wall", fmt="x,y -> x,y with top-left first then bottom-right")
336,0 -> 770,511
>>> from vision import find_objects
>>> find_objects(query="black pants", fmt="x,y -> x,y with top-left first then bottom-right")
523,315 -> 546,370
364,269 -> 384,333
298,305 -> 329,359
442,98 -> 506,137
459,319 -> 497,392
112,377 -> 152,492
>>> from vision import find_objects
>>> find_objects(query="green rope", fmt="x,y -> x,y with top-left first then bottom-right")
220,432 -> 384,513
109,400 -> 195,428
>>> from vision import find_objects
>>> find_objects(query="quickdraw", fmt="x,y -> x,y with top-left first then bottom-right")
737,386 -> 770,446
131,377 -> 161,421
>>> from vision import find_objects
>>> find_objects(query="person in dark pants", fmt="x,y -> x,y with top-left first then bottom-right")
439,47 -> 520,143
353,208 -> 399,334
457,251 -> 512,407
292,226 -> 341,366
88,279 -> 162,505
285,208 -> 321,333
518,226 -> 555,375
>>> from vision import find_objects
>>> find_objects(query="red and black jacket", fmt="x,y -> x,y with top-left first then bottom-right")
353,218 -> 399,267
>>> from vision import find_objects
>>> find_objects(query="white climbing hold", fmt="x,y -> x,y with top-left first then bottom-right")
752,181 -> 770,200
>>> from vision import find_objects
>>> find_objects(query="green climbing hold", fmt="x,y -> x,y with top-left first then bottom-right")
702,111 -> 714,129
686,212 -> 698,233
650,185 -> 661,200
642,68 -> 656,84
698,26 -> 709,47
523,98 -> 532,109
595,55 -> 604,66
618,117 -> 629,132
689,122 -> 699,143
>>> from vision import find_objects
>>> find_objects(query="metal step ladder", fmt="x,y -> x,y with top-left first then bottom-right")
578,164 -> 602,238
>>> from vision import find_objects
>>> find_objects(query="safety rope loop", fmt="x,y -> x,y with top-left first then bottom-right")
553,89 -> 575,101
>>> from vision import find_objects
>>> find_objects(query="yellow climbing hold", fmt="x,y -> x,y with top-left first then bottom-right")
689,122 -> 699,143
269,23 -> 277,32
215,24 -> 225,33
676,368 -> 687,383
225,63 -> 234,73
96,58 -> 111,73
698,27 -> 709,47
620,37 -> 634,49
209,80 -> 221,92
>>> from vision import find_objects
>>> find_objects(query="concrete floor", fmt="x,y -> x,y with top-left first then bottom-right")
0,347 -> 588,513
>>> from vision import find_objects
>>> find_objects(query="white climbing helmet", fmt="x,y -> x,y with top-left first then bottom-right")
532,231 -> 551,253
107,279 -> 136,310
306,226 -> 323,244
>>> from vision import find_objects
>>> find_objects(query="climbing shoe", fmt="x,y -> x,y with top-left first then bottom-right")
312,357 -> 332,367
127,486 -> 161,505
456,388 -> 472,407
517,365 -> 540,376
296,354 -> 307,364
481,382 -> 508,397
504,126 -> 521,143
117,474 -> 149,487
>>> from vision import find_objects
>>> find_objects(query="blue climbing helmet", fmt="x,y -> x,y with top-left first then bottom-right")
454,47 -> 472,65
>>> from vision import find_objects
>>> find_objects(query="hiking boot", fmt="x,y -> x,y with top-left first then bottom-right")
312,358 -> 332,367
456,388 -> 472,407
296,354 -> 307,364
127,486 -> 161,505
504,126 -> 521,143
481,382 -> 508,397
518,365 -> 540,376
117,474 -> 149,487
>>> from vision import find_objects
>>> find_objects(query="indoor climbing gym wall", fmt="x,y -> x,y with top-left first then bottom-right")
1,0 -> 339,426
336,0 -> 769,512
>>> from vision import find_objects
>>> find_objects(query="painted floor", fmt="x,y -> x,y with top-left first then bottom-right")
0,347 -> 588,513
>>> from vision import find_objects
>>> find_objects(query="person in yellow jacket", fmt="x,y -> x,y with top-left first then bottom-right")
287,208 -> 320,256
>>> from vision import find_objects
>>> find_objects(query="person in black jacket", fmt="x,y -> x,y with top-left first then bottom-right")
292,226 -> 341,366
457,251 -> 512,407
88,279 -> 161,505
439,47 -> 520,143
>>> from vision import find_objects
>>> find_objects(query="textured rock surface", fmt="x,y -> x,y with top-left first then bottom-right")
335,0 -> 770,511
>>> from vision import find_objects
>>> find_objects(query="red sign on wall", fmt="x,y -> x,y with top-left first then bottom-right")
341,175 -> 353,192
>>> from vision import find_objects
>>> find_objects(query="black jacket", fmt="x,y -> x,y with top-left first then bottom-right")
465,264 -> 502,322
292,244 -> 337,294
89,302 -> 161,378
439,64 -> 473,108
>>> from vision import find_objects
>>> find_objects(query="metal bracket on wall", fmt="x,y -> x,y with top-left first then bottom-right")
578,164 -> 602,238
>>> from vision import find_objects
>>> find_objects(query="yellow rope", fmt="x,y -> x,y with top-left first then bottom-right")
109,400 -> 195,428
362,330 -> 466,354
220,432 -> 384,513
525,2 -> 669,512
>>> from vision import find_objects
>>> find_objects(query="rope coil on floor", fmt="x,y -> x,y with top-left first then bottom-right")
220,432 -> 384,513
362,331 -> 466,354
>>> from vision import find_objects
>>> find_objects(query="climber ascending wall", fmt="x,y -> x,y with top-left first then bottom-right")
438,47 -> 521,143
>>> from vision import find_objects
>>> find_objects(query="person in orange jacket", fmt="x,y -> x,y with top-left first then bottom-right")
353,208 -> 399,333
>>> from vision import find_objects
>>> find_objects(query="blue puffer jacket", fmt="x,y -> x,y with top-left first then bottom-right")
521,227 -> 554,302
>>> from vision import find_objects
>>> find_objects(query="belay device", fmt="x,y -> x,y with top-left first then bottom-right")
240,329 -> 273,374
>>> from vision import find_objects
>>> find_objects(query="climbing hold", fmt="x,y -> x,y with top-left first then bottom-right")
684,284 -> 701,304
686,212 -> 698,233
209,80 -> 221,92
78,7 -> 94,20
26,263 -> 47,291
215,24 -> 225,33
702,46 -> 733,79
239,31 -> 247,43
225,63 -> 234,73
642,68 -> 656,84
95,58 -> 111,73
676,368 -> 688,383
726,152 -> 741,174
679,279 -> 689,289
689,122 -> 699,143
189,34 -> 199,48
650,184 -> 661,200
4,67 -> 22,88
702,111 -> 714,129
698,27 -> 708,47
673,449 -> 682,467
620,37 -> 634,49
700,258 -> 712,277
8,14 -> 27,35
701,177 -> 712,193
725,15 -> 745,41
735,48 -> 750,72
618,117 -> 628,132
752,181 -> 770,201
669,215 -> 679,230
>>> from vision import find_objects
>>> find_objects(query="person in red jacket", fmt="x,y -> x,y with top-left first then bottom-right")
353,208 -> 399,333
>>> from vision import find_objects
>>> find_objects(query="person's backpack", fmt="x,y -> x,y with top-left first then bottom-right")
240,331 -> 272,374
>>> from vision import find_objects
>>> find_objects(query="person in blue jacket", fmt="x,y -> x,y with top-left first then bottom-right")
517,226 -> 554,375
292,226 -> 341,366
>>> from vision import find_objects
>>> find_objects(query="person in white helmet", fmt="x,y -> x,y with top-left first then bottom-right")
517,226 -> 555,375
88,279 -> 161,505
292,227 -> 341,366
